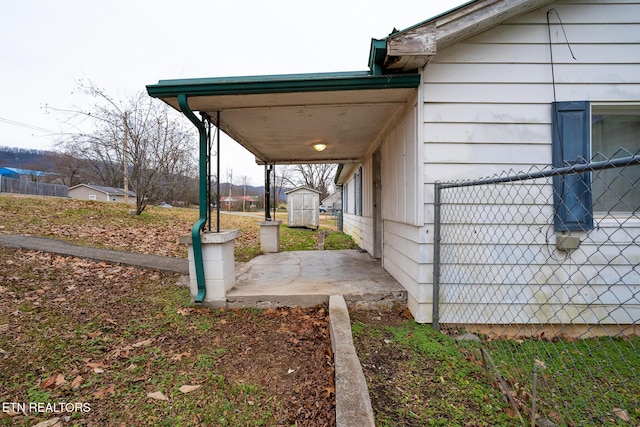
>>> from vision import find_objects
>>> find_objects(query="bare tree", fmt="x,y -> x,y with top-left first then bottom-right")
49,152 -> 86,186
53,81 -> 197,214
274,165 -> 294,207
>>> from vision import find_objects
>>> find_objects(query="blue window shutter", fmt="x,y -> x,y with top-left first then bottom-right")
552,101 -> 594,231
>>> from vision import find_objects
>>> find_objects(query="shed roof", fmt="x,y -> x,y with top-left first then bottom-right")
69,184 -> 136,197
285,186 -> 322,195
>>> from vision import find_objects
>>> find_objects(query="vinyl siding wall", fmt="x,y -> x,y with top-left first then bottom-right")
342,159 -> 374,253
69,187 -> 112,202
418,0 -> 640,323
378,98 -> 434,319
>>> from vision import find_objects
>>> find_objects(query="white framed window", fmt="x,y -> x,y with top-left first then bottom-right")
591,105 -> 640,214
89,194 -> 97,201
344,182 -> 349,213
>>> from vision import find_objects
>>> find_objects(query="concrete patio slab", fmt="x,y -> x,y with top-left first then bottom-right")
227,250 -> 407,309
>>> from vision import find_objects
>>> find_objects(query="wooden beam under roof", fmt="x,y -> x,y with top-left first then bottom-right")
383,0 -> 555,73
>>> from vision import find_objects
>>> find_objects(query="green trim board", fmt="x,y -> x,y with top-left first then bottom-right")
368,39 -> 387,75
146,71 -> 420,98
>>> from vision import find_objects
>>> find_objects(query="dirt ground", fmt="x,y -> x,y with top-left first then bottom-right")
0,247 -> 335,426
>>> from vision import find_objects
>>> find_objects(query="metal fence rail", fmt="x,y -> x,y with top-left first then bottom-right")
0,176 -> 68,198
434,154 -> 639,426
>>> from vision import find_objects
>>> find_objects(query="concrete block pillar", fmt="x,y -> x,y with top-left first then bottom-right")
179,229 -> 239,308
258,220 -> 281,253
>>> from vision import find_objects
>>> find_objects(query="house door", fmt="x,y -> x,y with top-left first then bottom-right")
373,147 -> 383,259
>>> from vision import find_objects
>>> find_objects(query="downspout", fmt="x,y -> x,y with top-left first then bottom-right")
178,94 -> 207,303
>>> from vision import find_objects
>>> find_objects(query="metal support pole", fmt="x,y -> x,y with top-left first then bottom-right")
272,164 -> 277,220
432,181 -> 442,330
216,111 -> 221,233
265,165 -> 272,220
203,113 -> 212,232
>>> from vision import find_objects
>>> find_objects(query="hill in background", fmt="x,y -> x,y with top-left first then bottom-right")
0,146 -> 56,170
0,146 -> 283,200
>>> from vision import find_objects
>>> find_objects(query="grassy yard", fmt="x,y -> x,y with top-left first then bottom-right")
0,194 -> 354,262
352,311 -> 517,427
353,309 -> 639,427
482,335 -> 640,426
0,247 -> 333,426
2,194 -> 635,426
0,194 -> 354,426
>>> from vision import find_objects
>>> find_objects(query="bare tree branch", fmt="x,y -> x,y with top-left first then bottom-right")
52,81 -> 197,214
282,164 -> 337,200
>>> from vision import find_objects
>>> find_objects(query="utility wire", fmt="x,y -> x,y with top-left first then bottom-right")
0,116 -> 55,134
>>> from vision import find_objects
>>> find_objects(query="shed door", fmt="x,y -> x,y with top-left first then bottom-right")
290,192 -> 318,227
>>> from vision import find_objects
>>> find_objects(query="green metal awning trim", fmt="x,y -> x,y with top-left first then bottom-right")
368,39 -> 388,75
146,71 -> 420,98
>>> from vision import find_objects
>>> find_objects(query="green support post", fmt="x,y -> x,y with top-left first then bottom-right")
178,94 -> 208,303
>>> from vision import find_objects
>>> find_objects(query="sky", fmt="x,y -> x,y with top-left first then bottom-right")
1,0 -> 464,186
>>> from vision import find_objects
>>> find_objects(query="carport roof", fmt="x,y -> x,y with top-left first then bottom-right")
146,71 -> 420,165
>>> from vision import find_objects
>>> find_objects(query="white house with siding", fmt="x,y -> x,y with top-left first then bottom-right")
146,0 -> 639,325
336,0 -> 640,323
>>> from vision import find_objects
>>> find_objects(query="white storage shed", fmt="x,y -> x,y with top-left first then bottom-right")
285,186 -> 321,229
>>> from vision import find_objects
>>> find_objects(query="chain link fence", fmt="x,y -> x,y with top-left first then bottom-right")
434,152 -> 639,426
0,176 -> 68,198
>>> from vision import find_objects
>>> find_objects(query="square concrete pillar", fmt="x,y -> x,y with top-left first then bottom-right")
258,220 -> 281,253
179,229 -> 239,308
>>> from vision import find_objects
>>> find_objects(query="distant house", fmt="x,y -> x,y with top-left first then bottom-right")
220,195 -> 257,211
321,191 -> 342,211
68,184 -> 136,204
0,167 -> 50,181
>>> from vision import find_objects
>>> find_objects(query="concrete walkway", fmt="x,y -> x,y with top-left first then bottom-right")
0,234 -> 188,275
0,234 -> 406,309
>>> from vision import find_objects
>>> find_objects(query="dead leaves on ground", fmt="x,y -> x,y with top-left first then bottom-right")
178,384 -> 202,394
170,351 -> 191,361
40,374 -> 65,389
147,391 -> 169,401
0,196 -> 198,257
92,384 -> 116,399
0,244 -> 335,426
38,371 -> 90,395
0,195 -> 267,259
